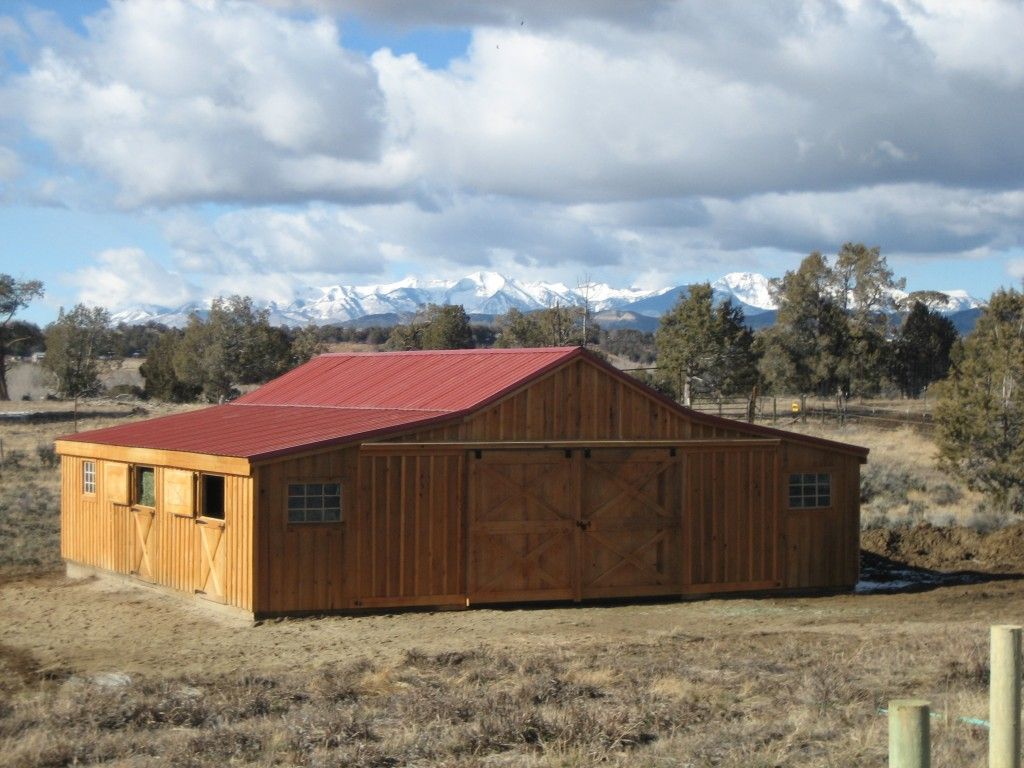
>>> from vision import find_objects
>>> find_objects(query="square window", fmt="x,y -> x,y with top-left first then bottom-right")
286,482 -> 343,523
788,473 -> 831,509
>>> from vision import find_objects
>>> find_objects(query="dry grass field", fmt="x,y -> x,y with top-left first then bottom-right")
1,400 -> 1022,767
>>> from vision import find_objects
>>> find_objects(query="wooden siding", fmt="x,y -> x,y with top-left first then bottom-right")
60,454 -> 254,612
353,452 -> 465,608
779,443 -> 861,590
683,446 -> 780,593
253,449 -> 356,614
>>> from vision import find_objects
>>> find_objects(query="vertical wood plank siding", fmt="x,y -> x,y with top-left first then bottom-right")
60,455 -> 254,612
253,448 -> 356,614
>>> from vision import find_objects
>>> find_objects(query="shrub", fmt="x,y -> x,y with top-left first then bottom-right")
860,463 -> 925,505
930,482 -> 963,506
36,444 -> 58,469
2,449 -> 26,470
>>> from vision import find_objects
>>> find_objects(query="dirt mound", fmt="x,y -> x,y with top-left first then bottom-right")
862,523 -> 1024,573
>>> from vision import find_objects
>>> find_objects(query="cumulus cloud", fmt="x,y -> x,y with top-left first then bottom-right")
7,0 -> 1024,209
67,247 -> 196,309
7,0 -> 1024,308
8,0 -> 404,206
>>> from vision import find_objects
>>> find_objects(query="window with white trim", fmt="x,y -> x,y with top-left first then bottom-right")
83,461 -> 96,494
287,482 -> 342,523
788,473 -> 831,509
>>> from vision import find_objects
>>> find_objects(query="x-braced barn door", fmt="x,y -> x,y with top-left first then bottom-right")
467,450 -> 576,602
195,518 -> 226,603
467,447 -> 684,603
130,507 -> 156,582
579,449 -> 682,598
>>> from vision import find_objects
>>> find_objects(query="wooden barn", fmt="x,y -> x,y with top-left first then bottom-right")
56,347 -> 868,618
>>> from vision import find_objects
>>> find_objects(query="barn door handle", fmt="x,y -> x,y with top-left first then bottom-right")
576,519 -> 591,530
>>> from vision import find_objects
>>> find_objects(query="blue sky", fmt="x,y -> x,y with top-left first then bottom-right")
1,0 -> 1022,325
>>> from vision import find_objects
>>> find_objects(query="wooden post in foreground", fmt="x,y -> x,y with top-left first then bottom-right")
990,625 -> 1022,768
889,699 -> 930,768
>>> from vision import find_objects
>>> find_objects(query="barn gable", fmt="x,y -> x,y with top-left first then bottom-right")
56,347 -> 867,618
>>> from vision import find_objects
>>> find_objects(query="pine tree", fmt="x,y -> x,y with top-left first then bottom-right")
173,296 -> 290,401
891,301 -> 958,397
935,289 -> 1024,513
757,252 -> 850,396
655,283 -> 756,405
419,304 -> 474,349
43,304 -> 116,430
139,330 -> 200,402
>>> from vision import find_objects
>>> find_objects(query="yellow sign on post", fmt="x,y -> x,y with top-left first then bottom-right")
791,401 -> 800,413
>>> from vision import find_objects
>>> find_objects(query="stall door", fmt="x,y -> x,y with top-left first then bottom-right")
580,448 -> 682,598
467,450 -> 576,602
130,507 -> 156,582
195,519 -> 226,602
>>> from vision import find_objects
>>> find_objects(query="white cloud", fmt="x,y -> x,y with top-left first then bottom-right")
5,0 -> 1024,309
702,185 -> 1024,255
68,247 -> 195,309
166,205 -> 392,275
8,0 -> 1024,209
9,0 -> 402,206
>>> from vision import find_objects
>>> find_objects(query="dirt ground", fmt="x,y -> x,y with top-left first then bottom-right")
1,565 -> 1021,679
2,405 -> 1022,766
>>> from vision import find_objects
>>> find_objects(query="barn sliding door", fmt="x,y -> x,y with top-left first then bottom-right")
579,449 -> 682,599
467,447 -> 683,603
467,450 -> 576,602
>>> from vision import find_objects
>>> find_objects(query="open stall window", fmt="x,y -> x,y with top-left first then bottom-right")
788,472 -> 831,509
287,482 -> 342,523
83,461 -> 96,494
133,466 -> 156,508
201,475 -> 225,520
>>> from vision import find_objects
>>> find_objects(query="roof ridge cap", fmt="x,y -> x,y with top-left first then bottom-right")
229,402 -> 453,413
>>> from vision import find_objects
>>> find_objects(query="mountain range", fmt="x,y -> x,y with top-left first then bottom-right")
109,271 -> 985,333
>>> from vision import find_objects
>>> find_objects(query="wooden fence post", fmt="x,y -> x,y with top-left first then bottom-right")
889,699 -> 930,768
991,625 -> 1022,768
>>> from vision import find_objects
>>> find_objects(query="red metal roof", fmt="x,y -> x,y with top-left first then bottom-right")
234,347 -> 579,410
60,347 -> 583,460
58,346 -> 867,462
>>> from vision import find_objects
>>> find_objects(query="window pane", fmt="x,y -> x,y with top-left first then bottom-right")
305,507 -> 323,522
324,508 -> 341,522
288,484 -> 304,497
288,508 -> 304,523
288,496 -> 304,509
324,483 -> 340,496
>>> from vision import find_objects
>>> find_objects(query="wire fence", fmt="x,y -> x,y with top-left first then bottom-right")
686,395 -> 937,432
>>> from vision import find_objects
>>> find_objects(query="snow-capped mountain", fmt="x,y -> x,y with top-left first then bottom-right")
711,272 -> 775,313
107,270 -> 984,330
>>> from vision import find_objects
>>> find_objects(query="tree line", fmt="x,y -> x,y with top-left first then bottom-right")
2,249 -> 1021,513
654,243 -> 958,404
